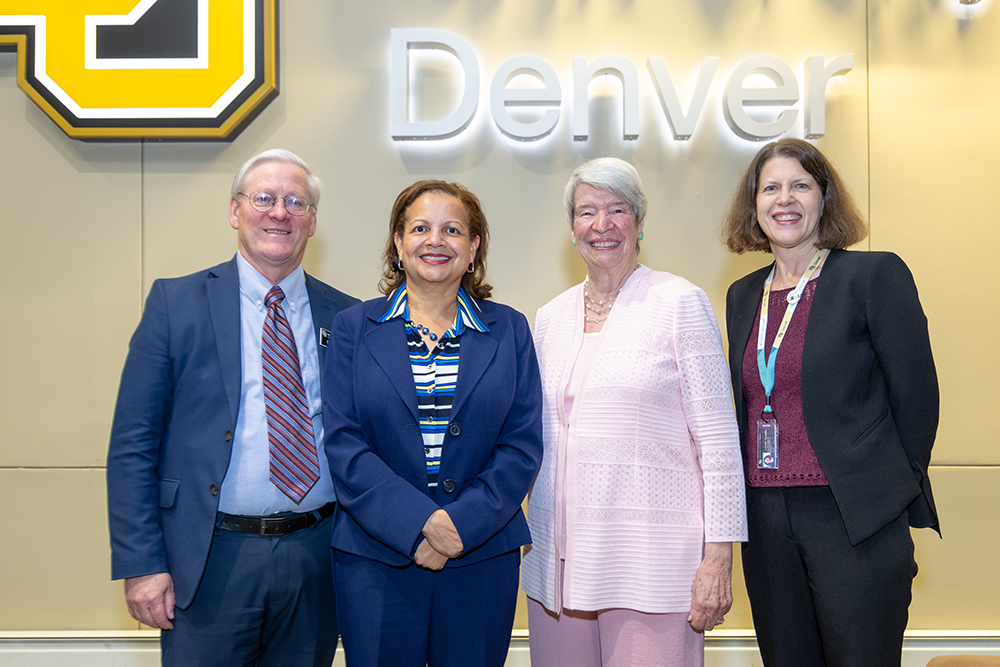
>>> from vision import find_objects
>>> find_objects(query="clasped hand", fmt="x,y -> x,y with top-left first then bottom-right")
414,509 -> 464,571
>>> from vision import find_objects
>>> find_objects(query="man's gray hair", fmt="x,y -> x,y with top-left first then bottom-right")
230,148 -> 322,206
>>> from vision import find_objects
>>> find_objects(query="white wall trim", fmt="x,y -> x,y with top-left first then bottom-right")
2,629 -> 999,666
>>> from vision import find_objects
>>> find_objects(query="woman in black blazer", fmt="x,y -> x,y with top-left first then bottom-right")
721,138 -> 939,667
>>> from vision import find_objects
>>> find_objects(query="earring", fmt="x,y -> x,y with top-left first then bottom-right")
396,259 -> 404,271
638,232 -> 644,241
467,262 -> 475,273
571,237 -> 577,246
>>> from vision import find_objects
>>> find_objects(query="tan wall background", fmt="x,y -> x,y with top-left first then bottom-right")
0,0 -> 996,632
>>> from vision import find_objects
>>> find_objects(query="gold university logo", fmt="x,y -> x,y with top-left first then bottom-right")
0,0 -> 277,140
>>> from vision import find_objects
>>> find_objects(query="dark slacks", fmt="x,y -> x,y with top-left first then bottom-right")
333,548 -> 521,667
742,485 -> 916,667
161,514 -> 338,667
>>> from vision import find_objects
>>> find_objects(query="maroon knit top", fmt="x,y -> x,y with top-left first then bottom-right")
741,279 -> 828,487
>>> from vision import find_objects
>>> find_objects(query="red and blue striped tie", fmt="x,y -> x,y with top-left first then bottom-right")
262,286 -> 319,504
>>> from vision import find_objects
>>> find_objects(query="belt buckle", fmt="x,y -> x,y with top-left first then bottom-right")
259,516 -> 281,536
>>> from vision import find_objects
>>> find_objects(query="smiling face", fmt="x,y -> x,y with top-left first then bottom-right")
755,156 -> 825,255
229,161 -> 317,285
571,183 -> 644,274
394,191 -> 480,296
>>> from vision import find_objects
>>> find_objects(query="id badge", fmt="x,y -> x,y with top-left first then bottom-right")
756,420 -> 779,469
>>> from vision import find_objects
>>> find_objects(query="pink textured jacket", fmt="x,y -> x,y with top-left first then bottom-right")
521,267 -> 747,614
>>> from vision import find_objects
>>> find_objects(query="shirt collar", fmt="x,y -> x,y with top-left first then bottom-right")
236,252 -> 307,314
377,284 -> 490,334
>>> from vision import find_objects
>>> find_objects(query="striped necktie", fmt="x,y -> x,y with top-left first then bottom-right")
262,286 -> 319,503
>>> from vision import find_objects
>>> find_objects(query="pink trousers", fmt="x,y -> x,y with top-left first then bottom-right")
527,597 -> 704,667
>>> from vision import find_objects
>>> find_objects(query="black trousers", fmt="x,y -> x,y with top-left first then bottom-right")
742,485 -> 916,667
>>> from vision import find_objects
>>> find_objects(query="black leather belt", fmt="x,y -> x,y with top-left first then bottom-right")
218,501 -> 336,536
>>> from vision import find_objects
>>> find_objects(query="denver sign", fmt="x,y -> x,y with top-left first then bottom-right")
390,29 -> 853,143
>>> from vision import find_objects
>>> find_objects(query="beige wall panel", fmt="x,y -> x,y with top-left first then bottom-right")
868,0 -> 1000,464
910,465 -> 1000,629
0,469 -> 135,630
0,54 -> 141,468
139,143 -> 251,290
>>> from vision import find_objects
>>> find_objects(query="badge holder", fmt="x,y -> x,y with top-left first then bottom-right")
756,407 -> 778,469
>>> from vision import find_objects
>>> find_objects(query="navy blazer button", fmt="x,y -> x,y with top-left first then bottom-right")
224,430 -> 233,442
209,484 -> 219,495
442,479 -> 457,493
448,423 -> 461,437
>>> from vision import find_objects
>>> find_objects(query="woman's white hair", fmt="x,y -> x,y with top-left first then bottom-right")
563,157 -> 647,226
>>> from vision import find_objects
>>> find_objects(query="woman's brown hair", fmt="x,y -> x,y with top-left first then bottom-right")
721,138 -> 868,254
379,180 -> 493,300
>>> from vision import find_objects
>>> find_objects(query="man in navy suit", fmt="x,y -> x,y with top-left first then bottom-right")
107,149 -> 359,666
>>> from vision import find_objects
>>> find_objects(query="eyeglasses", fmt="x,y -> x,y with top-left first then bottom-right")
238,192 -> 314,216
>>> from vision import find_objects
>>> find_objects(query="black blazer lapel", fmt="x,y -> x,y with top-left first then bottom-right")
798,248 -> 845,374
728,265 -> 770,419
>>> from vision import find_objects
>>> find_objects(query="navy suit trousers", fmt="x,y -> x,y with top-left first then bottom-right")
161,513 -> 338,667
333,548 -> 520,667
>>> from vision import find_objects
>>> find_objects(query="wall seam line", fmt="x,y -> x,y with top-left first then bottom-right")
140,140 -> 146,308
866,0 -> 873,251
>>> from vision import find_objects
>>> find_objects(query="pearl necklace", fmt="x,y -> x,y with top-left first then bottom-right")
583,286 -> 618,323
583,264 -> 639,324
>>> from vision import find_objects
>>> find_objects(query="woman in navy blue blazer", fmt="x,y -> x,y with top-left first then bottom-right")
721,139 -> 939,667
322,180 -> 544,667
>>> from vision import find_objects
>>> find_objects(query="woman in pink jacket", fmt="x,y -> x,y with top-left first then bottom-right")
521,157 -> 747,667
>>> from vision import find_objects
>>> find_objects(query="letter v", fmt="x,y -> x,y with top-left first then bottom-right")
647,57 -> 720,140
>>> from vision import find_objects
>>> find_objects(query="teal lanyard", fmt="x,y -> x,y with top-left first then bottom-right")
756,248 -> 828,417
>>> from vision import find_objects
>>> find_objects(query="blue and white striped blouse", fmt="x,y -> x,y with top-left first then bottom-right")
377,285 -> 490,488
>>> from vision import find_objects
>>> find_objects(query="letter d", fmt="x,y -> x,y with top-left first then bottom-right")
390,28 -> 479,140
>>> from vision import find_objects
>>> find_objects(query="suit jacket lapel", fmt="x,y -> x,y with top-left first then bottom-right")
363,301 -> 420,422
451,306 -> 498,419
305,273 -> 336,369
206,258 -> 242,424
